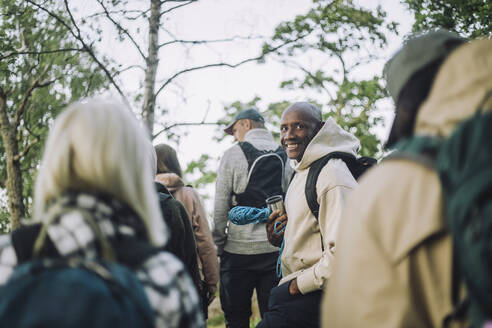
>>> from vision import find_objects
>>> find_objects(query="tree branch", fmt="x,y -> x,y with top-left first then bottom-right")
158,35 -> 265,48
160,1 -> 197,16
13,138 -> 39,162
155,33 -> 308,97
0,48 -> 84,61
24,0 -> 130,108
14,68 -> 55,128
153,121 -> 220,139
279,59 -> 335,101
86,9 -> 149,20
63,0 -> 130,108
112,64 -> 146,77
96,0 -> 147,60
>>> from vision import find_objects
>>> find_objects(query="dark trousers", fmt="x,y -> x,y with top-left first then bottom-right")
220,251 -> 279,328
256,281 -> 322,328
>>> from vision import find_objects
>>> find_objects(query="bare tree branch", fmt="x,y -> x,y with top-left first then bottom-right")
96,0 -> 147,60
112,64 -> 146,77
158,35 -> 265,48
86,9 -> 148,20
123,9 -> 151,20
24,0 -> 130,108
279,58 -> 335,101
63,0 -> 130,108
0,48 -> 84,61
160,0 -> 197,16
155,33 -> 308,97
153,121 -> 220,139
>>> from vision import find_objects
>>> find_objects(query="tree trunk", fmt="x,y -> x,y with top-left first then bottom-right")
142,0 -> 161,135
0,98 -> 25,230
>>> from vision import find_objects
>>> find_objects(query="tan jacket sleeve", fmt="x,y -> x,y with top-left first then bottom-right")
181,187 -> 219,293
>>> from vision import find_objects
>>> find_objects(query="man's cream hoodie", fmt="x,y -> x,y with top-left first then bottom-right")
280,117 -> 360,294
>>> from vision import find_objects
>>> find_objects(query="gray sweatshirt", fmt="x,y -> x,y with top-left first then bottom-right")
213,128 -> 292,255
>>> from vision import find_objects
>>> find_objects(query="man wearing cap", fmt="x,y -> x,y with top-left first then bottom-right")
213,108 -> 291,328
321,30 -> 468,327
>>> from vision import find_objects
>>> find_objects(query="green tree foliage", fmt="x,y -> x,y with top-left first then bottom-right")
0,0 -> 106,229
403,0 -> 492,38
263,0 -> 397,157
183,154 -> 217,200
215,0 -> 397,158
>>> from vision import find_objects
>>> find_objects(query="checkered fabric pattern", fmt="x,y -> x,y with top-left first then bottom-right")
0,191 -> 205,328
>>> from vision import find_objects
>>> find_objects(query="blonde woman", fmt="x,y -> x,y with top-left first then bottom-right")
0,99 -> 204,327
154,143 -> 219,318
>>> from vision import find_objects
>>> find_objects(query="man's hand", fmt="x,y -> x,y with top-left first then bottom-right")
207,286 -> 216,305
266,209 -> 287,247
289,278 -> 301,295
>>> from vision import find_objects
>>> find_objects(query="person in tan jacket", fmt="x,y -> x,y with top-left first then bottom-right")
154,143 -> 219,319
258,102 -> 360,328
321,33 -> 492,328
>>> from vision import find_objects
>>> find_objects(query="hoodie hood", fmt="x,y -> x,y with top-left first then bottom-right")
415,39 -> 492,137
292,117 -> 360,171
155,173 -> 184,193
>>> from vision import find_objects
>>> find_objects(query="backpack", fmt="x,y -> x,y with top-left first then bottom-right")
234,141 -> 288,208
305,152 -> 377,220
390,106 -> 492,327
0,210 -> 158,328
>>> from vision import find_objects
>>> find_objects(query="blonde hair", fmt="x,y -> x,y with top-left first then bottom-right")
33,99 -> 167,246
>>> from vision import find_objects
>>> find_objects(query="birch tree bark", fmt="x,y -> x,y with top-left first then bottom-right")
142,0 -> 161,134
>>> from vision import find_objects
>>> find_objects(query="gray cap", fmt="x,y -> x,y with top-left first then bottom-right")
384,29 -> 465,103
224,108 -> 265,135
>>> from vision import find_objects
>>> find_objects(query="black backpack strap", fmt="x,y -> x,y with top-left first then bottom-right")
113,237 -> 162,269
306,156 -> 332,221
274,146 -> 287,163
306,152 -> 357,221
238,141 -> 263,169
11,224 -> 59,262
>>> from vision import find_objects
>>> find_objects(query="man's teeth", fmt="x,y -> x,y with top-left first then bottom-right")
287,144 -> 298,150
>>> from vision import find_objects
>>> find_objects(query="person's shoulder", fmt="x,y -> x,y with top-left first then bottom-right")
181,185 -> 201,201
346,159 -> 444,262
317,157 -> 357,190
220,144 -> 244,161
358,158 -> 439,194
219,144 -> 247,172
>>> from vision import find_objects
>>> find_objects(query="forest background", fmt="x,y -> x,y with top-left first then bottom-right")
0,0 -> 491,231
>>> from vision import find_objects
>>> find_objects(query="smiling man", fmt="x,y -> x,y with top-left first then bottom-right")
258,102 -> 360,328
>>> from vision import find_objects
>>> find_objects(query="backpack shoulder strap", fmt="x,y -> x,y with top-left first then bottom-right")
306,155 -> 333,221
306,152 -> 356,220
274,146 -> 287,163
238,141 -> 263,169
11,224 -> 59,262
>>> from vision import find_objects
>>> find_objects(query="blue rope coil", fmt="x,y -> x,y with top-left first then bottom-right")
228,206 -> 271,225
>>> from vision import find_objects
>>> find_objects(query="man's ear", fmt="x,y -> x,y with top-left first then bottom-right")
245,119 -> 252,130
